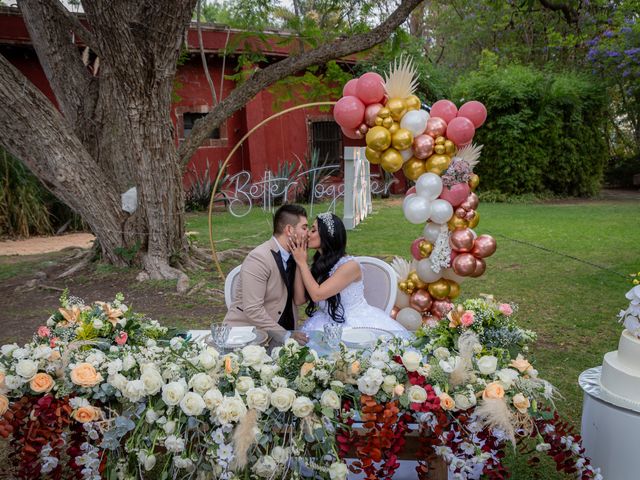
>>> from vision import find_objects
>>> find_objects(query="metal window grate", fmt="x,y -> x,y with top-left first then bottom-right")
311,121 -> 342,165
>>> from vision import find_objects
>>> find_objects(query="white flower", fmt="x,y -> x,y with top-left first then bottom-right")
246,387 -> 271,412
329,461 -> 348,480
198,348 -> 220,370
108,373 -> 127,390
180,392 -> 206,416
434,347 -> 450,360
253,455 -> 278,478
140,369 -> 164,395
164,434 -> 185,453
16,359 -> 38,379
122,354 -> 136,372
407,385 -> 428,403
216,396 -> 247,424
162,381 -> 187,406
357,368 -> 384,396
4,375 -> 23,390
164,420 -> 176,434
260,365 -> 277,384
33,346 -> 52,360
174,457 -> 194,471
369,349 -> 390,369
92,319 -> 104,330
12,348 -> 27,360
106,359 -> 123,375
284,338 -> 301,351
270,376 -> 288,389
496,368 -> 519,389
271,387 -> 296,412
145,409 -> 159,424
1,344 -> 18,357
439,356 -> 461,374
189,373 -> 214,394
320,389 -> 341,410
401,350 -> 422,372
241,345 -> 267,368
123,380 -> 146,402
477,356 -> 498,375
144,454 -> 156,471
382,375 -> 398,395
271,446 -> 289,464
454,393 -> 476,410
291,396 -> 314,418
204,388 -> 224,410
235,376 -> 255,394
536,442 -> 551,452
170,337 -> 184,350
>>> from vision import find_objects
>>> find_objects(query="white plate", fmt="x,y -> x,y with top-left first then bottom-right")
341,329 -> 376,346
225,331 -> 257,346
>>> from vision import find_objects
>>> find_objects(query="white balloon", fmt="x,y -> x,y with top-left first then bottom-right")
403,193 -> 416,211
430,199 -> 454,224
417,258 -> 442,283
395,289 -> 411,309
423,222 -> 443,243
442,267 -> 466,284
403,196 -> 432,224
400,109 -> 429,137
415,173 -> 443,200
396,307 -> 423,331
400,148 -> 413,162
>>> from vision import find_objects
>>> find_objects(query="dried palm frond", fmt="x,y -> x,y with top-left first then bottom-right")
384,56 -> 418,99
391,256 -> 412,281
231,409 -> 258,469
475,397 -> 516,446
456,143 -> 483,170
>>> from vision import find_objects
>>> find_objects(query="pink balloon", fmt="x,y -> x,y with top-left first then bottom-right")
472,235 -> 497,258
334,96 -> 365,129
356,72 -> 385,105
455,207 -> 466,218
452,253 -> 476,276
439,183 -> 471,207
449,228 -> 474,253
458,101 -> 487,128
430,100 -> 458,123
364,103 -> 383,127
413,134 -> 435,159
446,117 -> 475,146
341,126 -> 363,139
406,186 -> 416,196
411,237 -> 427,260
425,117 -> 448,138
343,78 -> 358,98
470,258 -> 486,277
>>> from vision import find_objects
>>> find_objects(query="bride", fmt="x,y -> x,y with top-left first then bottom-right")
288,212 -> 407,333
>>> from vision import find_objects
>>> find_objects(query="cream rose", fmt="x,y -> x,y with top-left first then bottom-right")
292,396 -> 314,418
260,365 -> 277,384
497,368 -> 520,389
512,393 -> 530,413
320,389 -> 341,410
141,369 -> 164,395
382,375 -> 398,395
188,373 -> 214,394
204,388 -> 224,410
401,350 -> 422,372
241,345 -> 267,368
180,392 -> 206,416
271,446 -> 290,464
329,461 -> 348,480
477,355 -> 498,375
433,347 -> 450,360
199,348 -> 220,370
510,354 -> 532,373
454,393 -> 474,410
0,394 -> 8,415
70,363 -> 102,387
15,359 -> 38,379
439,393 -> 455,410
162,381 -> 186,406
235,376 -> 255,394
271,387 -> 296,412
253,455 -> 278,478
74,406 -> 100,423
123,380 -> 146,403
483,382 -> 505,400
30,373 -> 54,393
246,387 -> 271,412
216,396 -> 247,424
407,385 -> 428,404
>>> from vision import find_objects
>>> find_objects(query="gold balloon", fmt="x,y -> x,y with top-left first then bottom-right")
381,148 -> 404,173
408,271 -> 427,290
388,122 -> 400,135
428,279 -> 451,300
378,107 -> 391,119
425,154 -> 451,175
468,211 -> 480,229
405,95 -> 421,111
435,136 -> 446,146
365,147 -> 382,165
386,97 -> 407,121
434,144 -> 446,155
391,128 -> 414,151
468,174 -> 480,191
374,117 -> 383,126
366,126 -> 391,152
382,117 -> 394,129
448,216 -> 468,230
444,140 -> 456,155
399,281 -> 408,293
406,281 -> 415,292
419,240 -> 433,257
447,280 -> 460,299
402,158 -> 427,181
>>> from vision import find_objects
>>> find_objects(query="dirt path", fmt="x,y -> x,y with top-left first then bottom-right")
0,233 -> 95,255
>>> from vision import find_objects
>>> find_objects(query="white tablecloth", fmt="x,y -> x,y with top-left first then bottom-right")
579,366 -> 640,480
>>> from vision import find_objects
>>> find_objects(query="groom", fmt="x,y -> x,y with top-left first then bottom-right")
223,204 -> 309,344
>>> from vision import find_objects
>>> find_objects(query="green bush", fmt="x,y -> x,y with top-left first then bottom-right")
452,59 -> 608,196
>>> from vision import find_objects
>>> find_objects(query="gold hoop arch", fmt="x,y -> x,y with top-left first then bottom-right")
207,101 -> 337,280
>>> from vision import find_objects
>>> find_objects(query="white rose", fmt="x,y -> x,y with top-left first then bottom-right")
320,389 -> 341,410
188,373 -> 214,394
170,337 -> 184,350
369,349 -> 390,369
180,392 -> 206,416
241,345 -> 267,368
123,379 -> 146,402
164,420 -> 176,434
162,381 -> 187,406
246,387 -> 271,412
417,365 -> 432,378
235,376 -> 255,394
198,348 -> 219,370
271,446 -> 290,464
270,376 -> 288,389
15,359 -> 38,379
122,354 -> 136,372
477,356 -> 498,375
329,462 -> 348,480
106,359 -> 123,375
401,350 -> 422,372
439,356 -> 460,374
271,387 -> 296,412
284,338 -> 301,351
92,319 -> 104,330
216,396 -> 247,424
33,346 -> 52,360
108,373 -> 127,390
203,388 -> 224,410
12,348 -> 27,360
357,376 -> 383,396
5,374 -> 24,390
1,344 -> 18,357
144,454 -> 156,471
145,409 -> 159,424
291,396 -> 314,418
434,347 -> 450,360
497,368 -> 519,389
141,369 -> 164,395
382,375 -> 398,395
407,385 -> 428,404
164,434 -> 185,453
260,365 -> 277,384
253,455 -> 278,478
454,393 -> 476,410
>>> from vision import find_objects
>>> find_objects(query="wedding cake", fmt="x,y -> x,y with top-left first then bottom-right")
599,285 -> 640,409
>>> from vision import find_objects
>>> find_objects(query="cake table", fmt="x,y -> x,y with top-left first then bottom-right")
579,366 -> 640,480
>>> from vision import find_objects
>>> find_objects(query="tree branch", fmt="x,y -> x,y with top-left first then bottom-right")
48,0 -> 101,55
537,0 -> 579,24
178,0 -> 424,166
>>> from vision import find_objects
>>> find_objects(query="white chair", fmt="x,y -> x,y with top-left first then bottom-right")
224,257 -> 397,314
355,256 -> 397,314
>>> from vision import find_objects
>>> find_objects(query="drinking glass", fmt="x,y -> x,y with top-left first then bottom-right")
323,322 -> 343,349
211,324 -> 230,349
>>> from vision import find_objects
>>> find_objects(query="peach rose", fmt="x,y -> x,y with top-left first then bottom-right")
483,382 -> 505,400
350,361 -> 360,375
393,384 -> 405,396
0,372 -> 5,387
74,406 -> 100,423
510,354 -> 532,373
30,373 -> 55,393
0,394 -> 8,415
70,363 -> 102,388
224,356 -> 233,374
439,393 -> 456,410
300,362 -> 315,377
48,351 -> 61,362
512,393 -> 530,414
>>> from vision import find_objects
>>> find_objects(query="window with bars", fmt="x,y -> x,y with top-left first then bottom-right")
183,112 -> 220,139
310,121 -> 342,166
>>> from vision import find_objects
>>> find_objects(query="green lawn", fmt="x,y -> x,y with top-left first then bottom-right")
188,196 -> 640,479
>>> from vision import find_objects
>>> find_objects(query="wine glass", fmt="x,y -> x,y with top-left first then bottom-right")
323,322 -> 343,349
210,324 -> 230,349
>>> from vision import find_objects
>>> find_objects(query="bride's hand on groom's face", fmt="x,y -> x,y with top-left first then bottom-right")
288,234 -> 308,265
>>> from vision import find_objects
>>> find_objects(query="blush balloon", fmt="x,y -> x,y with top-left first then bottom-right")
410,289 -> 433,312
355,72 -> 385,105
334,95 -> 365,129
411,237 -> 427,260
458,100 -> 487,128
452,253 -> 477,276
446,117 -> 476,146
425,117 -> 448,138
341,126 -> 363,139
439,183 -> 471,208
364,103 -> 383,127
342,78 -> 359,98
472,235 -> 497,258
449,228 -> 475,252
430,100 -> 458,123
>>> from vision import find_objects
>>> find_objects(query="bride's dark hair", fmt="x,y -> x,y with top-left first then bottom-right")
305,213 -> 347,323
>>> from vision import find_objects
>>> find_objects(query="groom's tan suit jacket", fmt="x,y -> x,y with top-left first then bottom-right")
223,238 -> 297,333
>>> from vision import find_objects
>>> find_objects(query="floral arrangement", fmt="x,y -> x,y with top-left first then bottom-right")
0,293 -> 602,480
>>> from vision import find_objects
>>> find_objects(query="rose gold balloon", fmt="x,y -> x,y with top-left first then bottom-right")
422,314 -> 439,328
470,258 -> 486,277
431,300 -> 453,319
410,289 -> 433,312
449,228 -> 475,252
455,207 -> 466,219
364,103 -> 384,127
464,209 -> 475,221
467,192 -> 479,210
358,123 -> 369,135
452,253 -> 477,276
472,235 -> 497,258
390,306 -> 400,320
425,117 -> 448,138
412,134 -> 434,159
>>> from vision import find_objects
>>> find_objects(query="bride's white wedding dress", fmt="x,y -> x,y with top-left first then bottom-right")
301,256 -> 407,333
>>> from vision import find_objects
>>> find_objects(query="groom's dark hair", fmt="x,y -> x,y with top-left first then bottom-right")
273,204 -> 307,234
